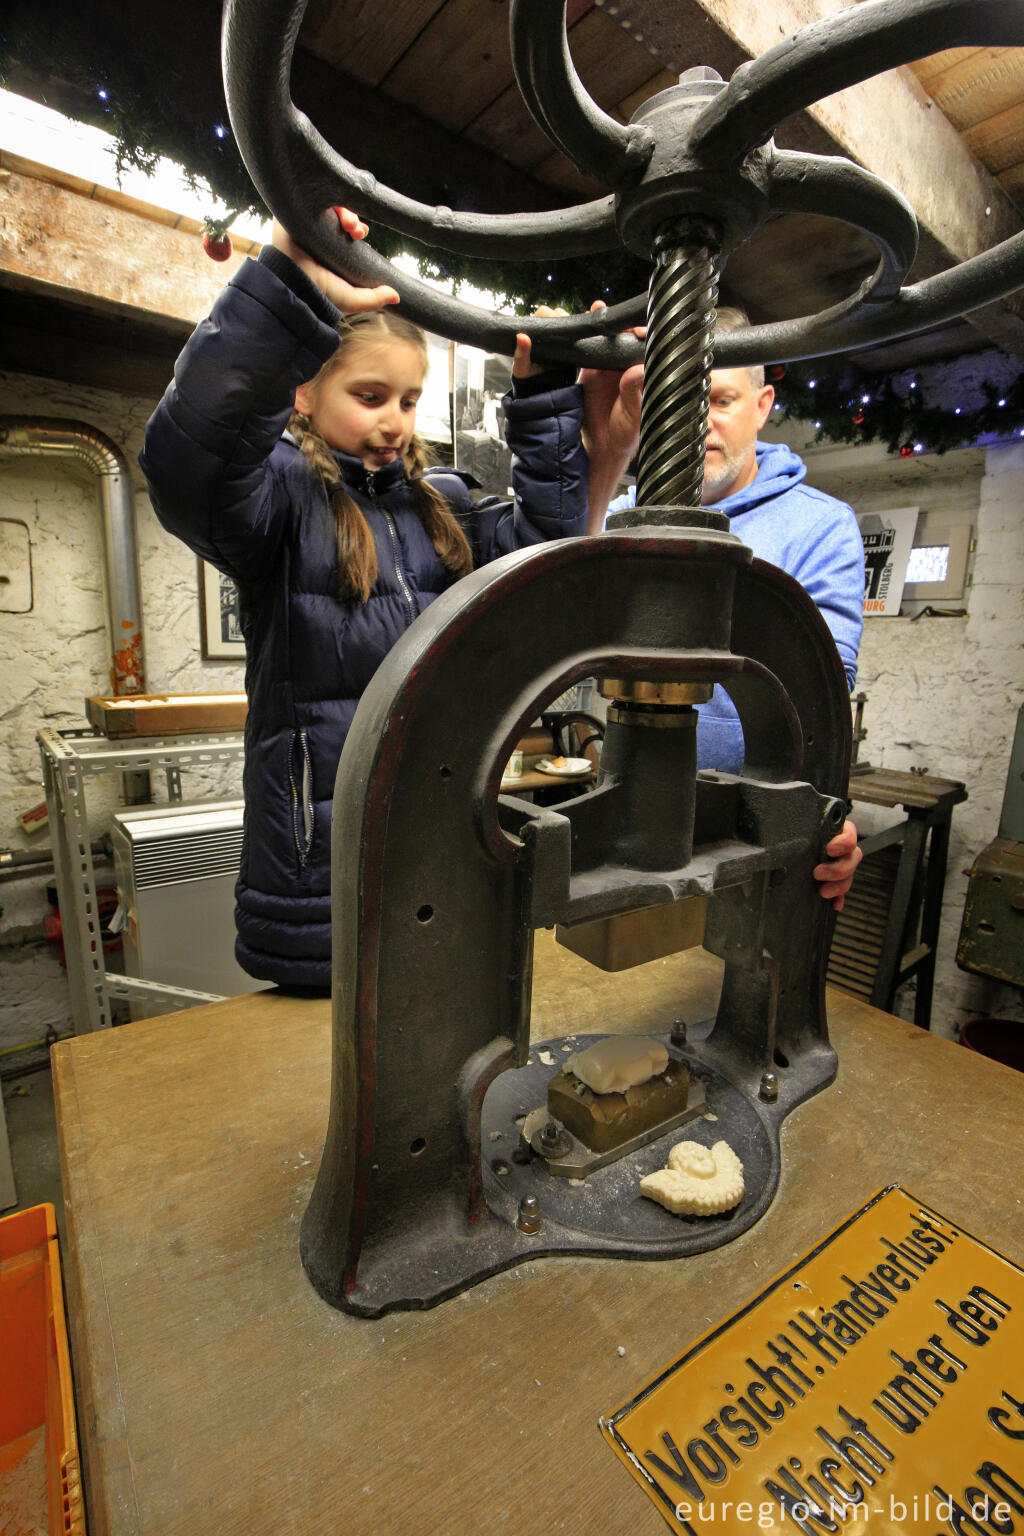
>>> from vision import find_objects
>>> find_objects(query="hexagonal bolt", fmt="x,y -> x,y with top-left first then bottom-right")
517,1194 -> 542,1235
759,1070 -> 779,1103
533,1114 -> 572,1160
671,1018 -> 688,1046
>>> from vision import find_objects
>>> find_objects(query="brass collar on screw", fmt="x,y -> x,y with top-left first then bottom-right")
599,678 -> 714,706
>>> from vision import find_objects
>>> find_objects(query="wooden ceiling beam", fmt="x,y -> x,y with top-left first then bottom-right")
0,286 -> 186,399
0,160 -> 248,329
595,0 -> 1024,357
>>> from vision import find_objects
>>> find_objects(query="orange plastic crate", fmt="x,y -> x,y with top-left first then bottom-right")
0,1204 -> 84,1536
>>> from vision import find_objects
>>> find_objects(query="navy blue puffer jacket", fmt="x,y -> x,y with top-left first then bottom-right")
140,253 -> 587,988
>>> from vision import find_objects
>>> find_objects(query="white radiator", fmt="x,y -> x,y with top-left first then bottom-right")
110,800 -> 265,1017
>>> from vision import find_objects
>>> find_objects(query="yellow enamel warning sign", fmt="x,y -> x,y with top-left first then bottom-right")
601,1187 -> 1024,1533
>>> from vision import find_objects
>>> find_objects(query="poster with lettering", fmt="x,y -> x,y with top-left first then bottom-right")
857,508 -> 919,617
601,1187 -> 1024,1533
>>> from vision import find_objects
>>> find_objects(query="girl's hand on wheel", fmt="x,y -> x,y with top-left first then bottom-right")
272,209 -> 400,312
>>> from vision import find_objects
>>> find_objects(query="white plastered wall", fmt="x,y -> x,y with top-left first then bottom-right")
780,426 -> 1024,1040
0,369 -> 244,1052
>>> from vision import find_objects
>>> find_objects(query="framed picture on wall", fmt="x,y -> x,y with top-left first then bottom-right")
453,340 -> 515,492
198,560 -> 246,659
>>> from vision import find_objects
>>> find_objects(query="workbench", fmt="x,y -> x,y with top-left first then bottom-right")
53,932 -> 1024,1536
830,767 -> 968,1029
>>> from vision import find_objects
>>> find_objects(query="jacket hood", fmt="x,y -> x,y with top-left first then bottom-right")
715,440 -> 807,519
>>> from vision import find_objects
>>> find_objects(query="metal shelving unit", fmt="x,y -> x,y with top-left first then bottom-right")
38,726 -> 247,1033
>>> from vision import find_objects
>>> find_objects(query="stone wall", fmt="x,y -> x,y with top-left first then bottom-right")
798,432 -> 1024,1040
0,369 -> 244,1053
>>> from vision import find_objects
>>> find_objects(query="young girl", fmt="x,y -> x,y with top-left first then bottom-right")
141,213 -> 587,989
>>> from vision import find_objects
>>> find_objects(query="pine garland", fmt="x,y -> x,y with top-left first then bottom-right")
1,7 -> 260,218
359,227 -> 651,318
0,7 -> 649,314
774,362 -> 1024,457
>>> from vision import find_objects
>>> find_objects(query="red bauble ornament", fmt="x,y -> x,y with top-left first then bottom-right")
853,409 -> 865,425
202,229 -> 232,262
766,363 -> 787,383
899,444 -> 914,458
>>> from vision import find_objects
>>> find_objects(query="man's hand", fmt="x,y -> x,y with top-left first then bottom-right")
580,305 -> 645,462
579,301 -> 645,533
272,208 -> 399,312
512,306 -> 568,378
814,818 -> 862,911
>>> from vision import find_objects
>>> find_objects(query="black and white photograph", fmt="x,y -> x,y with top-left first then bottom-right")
198,559 -> 245,659
453,341 -> 515,493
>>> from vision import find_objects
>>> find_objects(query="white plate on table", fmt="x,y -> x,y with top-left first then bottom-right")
535,756 -> 592,777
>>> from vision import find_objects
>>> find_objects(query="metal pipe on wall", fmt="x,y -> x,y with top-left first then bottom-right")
0,841 -> 110,881
0,417 -> 151,801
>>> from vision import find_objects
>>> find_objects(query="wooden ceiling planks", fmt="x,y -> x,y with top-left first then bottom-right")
380,0 -> 597,138
299,4 -> 1024,239
301,0 -> 447,87
464,6 -> 665,175
964,104 -> 1024,174
380,0 -> 527,133
909,46 -> 1024,217
305,0 -> 666,184
908,47 -> 985,90
909,48 -> 1023,131
462,77 -> 557,172
553,6 -> 666,111
723,212 -> 878,323
529,150 -> 605,201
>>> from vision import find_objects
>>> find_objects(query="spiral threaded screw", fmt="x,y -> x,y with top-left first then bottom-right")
636,238 -> 720,511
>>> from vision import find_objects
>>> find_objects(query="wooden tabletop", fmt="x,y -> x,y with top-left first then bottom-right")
54,932 -> 1024,1536
847,765 -> 967,812
500,766 -> 595,791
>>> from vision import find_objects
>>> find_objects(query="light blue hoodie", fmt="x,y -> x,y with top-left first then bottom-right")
609,440 -> 864,773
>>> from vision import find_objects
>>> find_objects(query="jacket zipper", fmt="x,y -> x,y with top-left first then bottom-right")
287,729 -> 314,866
366,470 -> 416,622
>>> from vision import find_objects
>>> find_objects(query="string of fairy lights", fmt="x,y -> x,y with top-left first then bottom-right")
770,363 -> 1024,457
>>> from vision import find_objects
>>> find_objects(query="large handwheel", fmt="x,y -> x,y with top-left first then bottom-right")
223,0 -> 1024,374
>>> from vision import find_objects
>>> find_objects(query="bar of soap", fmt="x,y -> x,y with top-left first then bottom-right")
640,1139 -> 744,1216
563,1036 -> 669,1095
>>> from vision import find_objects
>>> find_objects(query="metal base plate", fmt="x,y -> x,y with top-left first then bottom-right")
481,1031 -> 779,1251
332,1027 -> 834,1314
